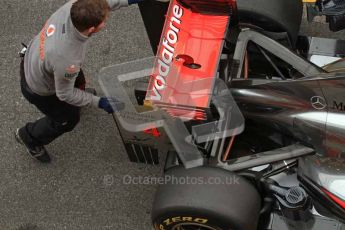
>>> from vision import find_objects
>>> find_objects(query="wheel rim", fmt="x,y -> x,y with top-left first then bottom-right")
172,223 -> 220,230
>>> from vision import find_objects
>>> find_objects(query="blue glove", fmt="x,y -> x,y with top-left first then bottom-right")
98,97 -> 125,113
128,0 -> 145,5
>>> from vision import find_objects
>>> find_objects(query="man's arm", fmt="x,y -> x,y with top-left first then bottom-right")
107,0 -> 129,10
53,58 -> 100,107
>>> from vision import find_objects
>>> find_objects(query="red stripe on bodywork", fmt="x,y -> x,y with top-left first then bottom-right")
322,188 -> 345,209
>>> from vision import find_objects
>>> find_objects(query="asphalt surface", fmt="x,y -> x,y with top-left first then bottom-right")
1,1 -> 161,230
2,1 -> 345,230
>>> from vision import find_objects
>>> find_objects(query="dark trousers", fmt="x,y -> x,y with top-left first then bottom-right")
19,60 -> 85,148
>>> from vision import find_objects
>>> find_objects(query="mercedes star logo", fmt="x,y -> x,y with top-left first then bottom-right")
310,96 -> 327,110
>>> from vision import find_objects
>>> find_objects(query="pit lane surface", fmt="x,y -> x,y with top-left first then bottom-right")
1,1 -> 160,229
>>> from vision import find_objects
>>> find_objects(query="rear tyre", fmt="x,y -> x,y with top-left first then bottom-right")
237,0 -> 303,45
151,166 -> 261,230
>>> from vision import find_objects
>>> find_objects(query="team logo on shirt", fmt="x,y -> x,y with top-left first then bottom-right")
65,65 -> 80,78
46,24 -> 56,37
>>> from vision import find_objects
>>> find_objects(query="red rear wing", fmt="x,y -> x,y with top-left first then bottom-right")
146,0 -> 230,120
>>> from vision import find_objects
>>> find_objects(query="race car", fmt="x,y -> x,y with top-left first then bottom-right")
99,0 -> 345,229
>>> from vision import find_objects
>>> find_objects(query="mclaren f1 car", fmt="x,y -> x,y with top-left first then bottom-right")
99,0 -> 345,229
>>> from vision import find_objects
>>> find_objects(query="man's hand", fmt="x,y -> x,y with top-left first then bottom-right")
98,97 -> 125,113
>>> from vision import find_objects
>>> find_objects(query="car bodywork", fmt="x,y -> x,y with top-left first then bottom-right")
99,0 -> 345,228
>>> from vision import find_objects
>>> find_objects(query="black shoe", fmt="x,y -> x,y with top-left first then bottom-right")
15,128 -> 51,163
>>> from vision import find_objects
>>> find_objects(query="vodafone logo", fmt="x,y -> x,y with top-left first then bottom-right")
46,24 -> 56,37
150,4 -> 184,101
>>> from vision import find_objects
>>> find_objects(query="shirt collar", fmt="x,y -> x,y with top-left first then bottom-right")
67,15 -> 88,43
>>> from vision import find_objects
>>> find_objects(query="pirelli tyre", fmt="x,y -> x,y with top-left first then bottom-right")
237,0 -> 303,46
151,166 -> 261,230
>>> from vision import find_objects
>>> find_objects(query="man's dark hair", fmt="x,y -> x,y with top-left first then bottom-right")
71,0 -> 109,32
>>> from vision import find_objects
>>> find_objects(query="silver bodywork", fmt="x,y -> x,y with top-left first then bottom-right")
229,30 -> 345,221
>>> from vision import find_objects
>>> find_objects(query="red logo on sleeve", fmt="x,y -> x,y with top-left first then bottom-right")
46,24 -> 56,37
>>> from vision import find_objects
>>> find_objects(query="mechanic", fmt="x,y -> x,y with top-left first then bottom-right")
15,0 -> 144,163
